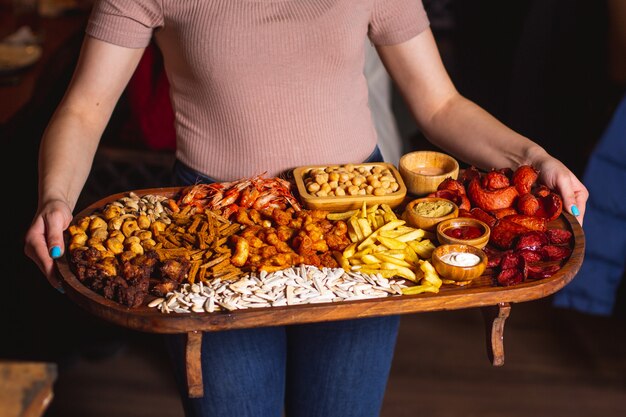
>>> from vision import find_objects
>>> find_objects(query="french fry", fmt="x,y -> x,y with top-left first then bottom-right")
420,260 -> 442,287
381,262 -> 417,282
376,235 -> 407,250
333,251 -> 352,271
375,254 -> 412,268
408,239 -> 436,259
402,284 -> 439,295
378,226 -> 415,238
342,242 -> 357,258
352,246 -> 374,259
352,263 -> 381,271
381,204 -> 398,222
357,220 -> 406,250
361,254 -> 382,264
327,210 -> 358,221
357,218 -> 373,237
395,229 -> 426,242
348,218 -> 364,242
347,227 -> 359,243
367,204 -> 380,214
357,268 -> 397,278
403,246 -> 419,265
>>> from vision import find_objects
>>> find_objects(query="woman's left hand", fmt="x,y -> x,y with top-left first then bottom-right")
531,152 -> 588,225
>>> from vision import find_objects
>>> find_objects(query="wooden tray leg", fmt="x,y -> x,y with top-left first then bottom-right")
481,302 -> 511,366
186,331 -> 204,398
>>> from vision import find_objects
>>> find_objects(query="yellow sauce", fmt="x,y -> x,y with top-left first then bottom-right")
413,200 -> 455,218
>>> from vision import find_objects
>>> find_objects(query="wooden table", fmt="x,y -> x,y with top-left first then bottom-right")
0,361 -> 57,417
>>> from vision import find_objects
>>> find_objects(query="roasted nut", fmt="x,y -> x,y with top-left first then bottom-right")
124,236 -> 141,246
70,232 -> 88,246
68,223 -> 87,236
127,241 -> 144,255
89,216 -> 107,230
105,237 -> 124,254
102,205 -> 122,220
90,227 -> 109,242
133,230 -> 153,241
141,238 -> 157,250
109,230 -> 124,242
121,219 -> 140,237
137,214 -> 151,229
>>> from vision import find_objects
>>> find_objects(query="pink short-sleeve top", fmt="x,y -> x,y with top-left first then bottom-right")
87,0 -> 430,180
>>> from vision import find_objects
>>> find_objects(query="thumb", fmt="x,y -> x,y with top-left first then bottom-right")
43,208 -> 72,259
556,175 -> 587,225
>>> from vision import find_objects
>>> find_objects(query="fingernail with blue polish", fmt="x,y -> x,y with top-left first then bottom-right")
49,246 -> 62,259
571,205 -> 580,216
56,286 -> 65,294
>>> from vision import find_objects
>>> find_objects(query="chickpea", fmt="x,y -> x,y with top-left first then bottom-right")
391,182 -> 400,192
339,172 -> 350,183
345,163 -> 355,173
347,185 -> 360,195
371,179 -> 382,188
366,174 -> 377,184
371,166 -> 382,174
381,180 -> 391,189
320,182 -> 331,193
335,187 -> 346,196
352,175 -> 365,187
329,172 -> 340,182
328,180 -> 339,190
316,190 -> 328,197
314,173 -> 329,185
357,189 -> 366,195
373,187 -> 387,196
366,185 -> 374,194
307,182 -> 321,193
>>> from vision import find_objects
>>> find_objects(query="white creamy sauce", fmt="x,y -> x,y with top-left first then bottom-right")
440,252 -> 480,267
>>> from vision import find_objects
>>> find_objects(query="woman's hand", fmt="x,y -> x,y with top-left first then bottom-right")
24,200 -> 74,291
529,149 -> 588,225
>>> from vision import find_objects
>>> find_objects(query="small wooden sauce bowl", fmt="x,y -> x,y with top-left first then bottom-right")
436,217 -> 491,249
402,197 -> 459,232
399,151 -> 459,196
431,244 -> 488,282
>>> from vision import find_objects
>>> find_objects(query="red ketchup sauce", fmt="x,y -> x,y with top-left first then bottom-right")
444,225 -> 484,240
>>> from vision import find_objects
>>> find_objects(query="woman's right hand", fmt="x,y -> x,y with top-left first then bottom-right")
24,200 -> 74,291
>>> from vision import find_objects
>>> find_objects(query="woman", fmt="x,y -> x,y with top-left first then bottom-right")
24,1 -> 587,416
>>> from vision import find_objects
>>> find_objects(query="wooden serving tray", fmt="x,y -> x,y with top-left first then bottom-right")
56,187 -> 583,334
55,187 -> 584,397
293,163 -> 407,211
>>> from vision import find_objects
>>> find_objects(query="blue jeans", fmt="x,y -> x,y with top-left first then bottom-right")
166,146 -> 400,417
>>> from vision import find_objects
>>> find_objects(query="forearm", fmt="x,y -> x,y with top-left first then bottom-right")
421,93 -> 551,170
36,36 -> 145,212
37,105 -> 108,212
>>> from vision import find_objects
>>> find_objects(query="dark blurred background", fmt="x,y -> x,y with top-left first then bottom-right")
1,0 -> 624,415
